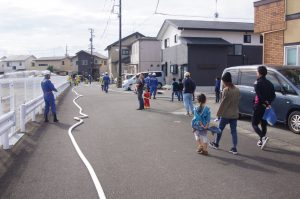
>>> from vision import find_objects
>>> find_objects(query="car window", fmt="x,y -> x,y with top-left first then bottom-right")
240,71 -> 256,87
226,70 -> 239,85
276,75 -> 297,95
155,72 -> 162,77
266,73 -> 281,92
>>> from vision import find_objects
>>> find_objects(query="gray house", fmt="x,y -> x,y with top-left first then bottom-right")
157,19 -> 263,86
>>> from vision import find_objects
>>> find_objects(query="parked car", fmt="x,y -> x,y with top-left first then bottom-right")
222,65 -> 300,134
122,71 -> 166,91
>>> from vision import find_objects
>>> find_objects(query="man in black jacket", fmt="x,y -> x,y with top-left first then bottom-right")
252,66 -> 276,149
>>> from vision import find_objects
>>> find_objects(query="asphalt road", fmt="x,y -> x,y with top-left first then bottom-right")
0,84 -> 299,199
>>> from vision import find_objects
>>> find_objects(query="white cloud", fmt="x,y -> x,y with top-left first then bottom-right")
0,0 -> 256,57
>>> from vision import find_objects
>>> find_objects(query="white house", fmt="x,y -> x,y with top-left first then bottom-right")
0,56 -> 6,74
157,19 -> 263,85
1,55 -> 36,73
130,37 -> 161,73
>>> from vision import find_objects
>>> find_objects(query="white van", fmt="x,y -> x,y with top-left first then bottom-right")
122,71 -> 166,90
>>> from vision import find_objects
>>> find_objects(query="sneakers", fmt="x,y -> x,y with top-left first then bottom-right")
257,140 -> 262,147
209,142 -> 219,150
197,146 -> 203,153
213,118 -> 220,122
229,148 -> 238,155
261,136 -> 269,149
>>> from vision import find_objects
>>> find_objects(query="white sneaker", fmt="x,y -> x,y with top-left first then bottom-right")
214,118 -> 219,122
261,137 -> 269,149
257,140 -> 262,147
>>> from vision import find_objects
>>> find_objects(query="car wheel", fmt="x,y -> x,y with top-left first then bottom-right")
157,83 -> 162,89
288,111 -> 300,134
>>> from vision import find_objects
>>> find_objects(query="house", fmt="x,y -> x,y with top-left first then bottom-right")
254,0 -> 300,66
157,19 -> 263,86
0,56 -> 6,74
130,37 -> 161,74
0,55 -> 36,73
72,50 -> 108,79
105,32 -> 145,78
33,56 -> 76,75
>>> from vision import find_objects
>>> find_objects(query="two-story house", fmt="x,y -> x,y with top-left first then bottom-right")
72,50 -> 108,79
130,37 -> 161,74
0,55 -> 36,73
254,0 -> 300,66
33,56 -> 76,75
105,32 -> 145,78
157,19 -> 263,86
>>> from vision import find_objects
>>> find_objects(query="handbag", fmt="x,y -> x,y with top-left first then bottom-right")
263,107 -> 277,126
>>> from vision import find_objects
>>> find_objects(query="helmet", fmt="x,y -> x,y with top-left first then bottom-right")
152,73 -> 156,76
105,72 -> 108,75
148,72 -> 152,76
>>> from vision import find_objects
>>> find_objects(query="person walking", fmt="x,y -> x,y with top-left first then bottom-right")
215,77 -> 221,103
178,78 -> 183,101
103,72 -> 110,93
136,74 -> 145,110
252,66 -> 276,149
99,75 -> 104,91
183,72 -> 196,116
191,94 -> 211,155
171,78 -> 180,101
145,73 -> 152,90
88,74 -> 92,84
150,73 -> 158,99
41,72 -> 59,123
209,72 -> 240,155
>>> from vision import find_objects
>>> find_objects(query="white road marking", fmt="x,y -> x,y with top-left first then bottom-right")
68,88 -> 106,199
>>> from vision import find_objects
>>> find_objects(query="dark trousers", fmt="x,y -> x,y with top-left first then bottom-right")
171,91 -> 180,101
104,83 -> 109,93
215,91 -> 220,103
137,91 -> 144,109
44,97 -> 56,116
252,105 -> 267,141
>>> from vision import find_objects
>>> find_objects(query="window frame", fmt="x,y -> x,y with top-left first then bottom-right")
244,35 -> 251,43
284,45 -> 299,66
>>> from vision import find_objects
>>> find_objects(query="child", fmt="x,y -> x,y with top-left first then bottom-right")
171,78 -> 180,101
178,79 -> 183,101
144,88 -> 151,109
191,94 -> 211,155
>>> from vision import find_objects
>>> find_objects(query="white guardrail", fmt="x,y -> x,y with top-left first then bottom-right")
0,81 -> 69,150
20,82 -> 70,133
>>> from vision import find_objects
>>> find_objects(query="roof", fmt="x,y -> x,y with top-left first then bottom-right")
34,56 -> 67,61
2,55 -> 36,62
254,0 -> 281,7
132,37 -> 159,45
76,50 -> 108,59
181,37 -> 231,46
105,32 -> 145,50
157,19 -> 254,39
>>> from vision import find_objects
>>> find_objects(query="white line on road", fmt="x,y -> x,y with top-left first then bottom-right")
68,88 -> 106,199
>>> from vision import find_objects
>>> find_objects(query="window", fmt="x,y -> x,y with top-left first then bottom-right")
260,35 -> 264,44
38,64 -> 48,66
81,60 -> 88,65
244,35 -> 251,43
150,64 -> 153,67
170,65 -> 178,74
164,38 -> 170,48
228,45 -> 243,56
174,35 -> 178,43
19,62 -> 22,66
266,73 -> 281,92
226,70 -> 239,85
103,61 -> 107,65
240,71 -> 257,87
32,62 -> 35,67
6,62 -> 9,67
62,61 -> 64,65
285,46 -> 297,66
95,60 -> 98,64
122,49 -> 129,55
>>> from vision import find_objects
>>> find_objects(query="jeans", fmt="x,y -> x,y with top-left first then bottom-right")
171,91 -> 180,101
178,91 -> 183,101
183,93 -> 194,113
215,118 -> 238,149
252,105 -> 267,140
137,91 -> 144,109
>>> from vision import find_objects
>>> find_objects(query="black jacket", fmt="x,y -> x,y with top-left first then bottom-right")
254,76 -> 276,106
183,78 -> 196,94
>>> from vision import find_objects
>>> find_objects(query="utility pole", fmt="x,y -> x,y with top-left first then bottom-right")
89,28 -> 95,83
117,0 -> 122,88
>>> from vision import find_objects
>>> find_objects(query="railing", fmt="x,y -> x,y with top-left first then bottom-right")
19,82 -> 70,133
0,111 -> 15,149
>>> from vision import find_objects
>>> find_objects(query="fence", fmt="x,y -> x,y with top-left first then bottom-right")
0,76 -> 69,149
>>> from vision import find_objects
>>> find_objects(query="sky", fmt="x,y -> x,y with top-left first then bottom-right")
0,0 -> 257,58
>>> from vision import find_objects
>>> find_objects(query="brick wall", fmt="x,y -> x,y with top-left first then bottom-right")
264,31 -> 284,65
254,0 -> 286,33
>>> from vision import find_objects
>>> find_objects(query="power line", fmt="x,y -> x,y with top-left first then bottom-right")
99,0 -> 116,41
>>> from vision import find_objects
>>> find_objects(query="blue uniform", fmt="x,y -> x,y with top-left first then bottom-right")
145,76 -> 151,89
41,79 -> 57,116
150,77 -> 158,98
103,75 -> 110,93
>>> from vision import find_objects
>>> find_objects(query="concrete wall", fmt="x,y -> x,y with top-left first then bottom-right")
139,40 -> 161,72
285,20 -> 300,44
287,0 -> 300,15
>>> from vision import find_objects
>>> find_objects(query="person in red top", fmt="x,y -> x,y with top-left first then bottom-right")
143,88 -> 151,109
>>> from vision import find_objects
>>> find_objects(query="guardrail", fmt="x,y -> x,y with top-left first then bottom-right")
0,111 -> 15,149
19,82 -> 69,133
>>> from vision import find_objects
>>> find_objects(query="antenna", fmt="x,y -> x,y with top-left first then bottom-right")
214,0 -> 219,19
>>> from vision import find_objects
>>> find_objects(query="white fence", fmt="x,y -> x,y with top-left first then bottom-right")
0,77 -> 69,150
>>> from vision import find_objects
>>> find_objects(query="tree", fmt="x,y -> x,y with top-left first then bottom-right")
47,65 -> 54,72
